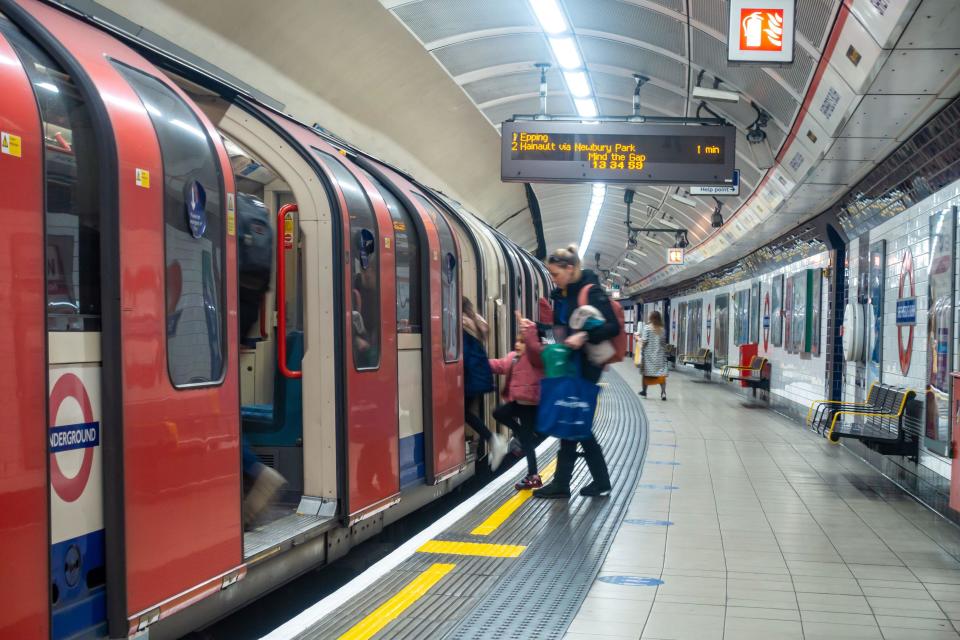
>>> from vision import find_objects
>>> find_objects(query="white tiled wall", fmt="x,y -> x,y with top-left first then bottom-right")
844,177 -> 960,479
670,251 -> 830,415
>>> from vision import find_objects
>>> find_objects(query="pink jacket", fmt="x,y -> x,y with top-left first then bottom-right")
489,323 -> 544,405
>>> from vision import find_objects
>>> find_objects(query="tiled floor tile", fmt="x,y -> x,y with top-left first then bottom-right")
800,621 -> 883,639
723,616 -> 803,639
567,616 -> 644,638
796,592 -> 872,614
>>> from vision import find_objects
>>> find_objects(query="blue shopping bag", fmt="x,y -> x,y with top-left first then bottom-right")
536,363 -> 599,441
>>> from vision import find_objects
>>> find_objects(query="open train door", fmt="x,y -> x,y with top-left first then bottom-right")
0,15 -> 49,639
4,2 -> 246,636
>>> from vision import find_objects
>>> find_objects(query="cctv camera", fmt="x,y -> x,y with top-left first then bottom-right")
711,211 -> 723,228
624,189 -> 635,205
691,86 -> 740,104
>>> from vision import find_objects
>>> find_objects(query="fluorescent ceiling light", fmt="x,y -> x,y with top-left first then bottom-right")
623,257 -> 638,265
549,37 -> 581,69
575,98 -> 598,118
578,183 -> 605,258
672,193 -> 698,207
529,0 -> 568,34
631,249 -> 648,257
563,71 -> 591,98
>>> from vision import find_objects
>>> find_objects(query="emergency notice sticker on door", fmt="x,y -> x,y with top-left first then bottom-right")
1,131 -> 22,157
226,193 -> 236,236
135,168 -> 150,188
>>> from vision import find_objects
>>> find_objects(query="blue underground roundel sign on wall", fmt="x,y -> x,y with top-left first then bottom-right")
185,180 -> 207,239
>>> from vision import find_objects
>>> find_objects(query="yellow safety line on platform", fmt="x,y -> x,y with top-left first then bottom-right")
337,563 -> 455,640
470,457 -> 558,536
417,540 -> 527,558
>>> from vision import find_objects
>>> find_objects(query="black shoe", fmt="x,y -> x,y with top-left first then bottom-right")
638,390 -> 647,397
580,481 -> 612,497
533,481 -> 571,499
661,392 -> 667,401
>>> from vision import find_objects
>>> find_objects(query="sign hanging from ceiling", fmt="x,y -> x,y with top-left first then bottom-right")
501,121 -> 736,185
690,169 -> 740,196
667,247 -> 685,265
727,0 -> 795,64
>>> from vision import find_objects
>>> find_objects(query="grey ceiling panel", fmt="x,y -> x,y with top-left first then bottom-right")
433,34 -> 551,77
898,0 -> 960,49
645,0 -> 687,14
839,94 -> 934,138
591,72 -> 686,113
690,28 -> 799,126
796,0 -> 840,50
565,0 -> 687,56
578,36 -> 687,89
825,136 -> 896,161
482,94 -> 575,125
805,159 -> 870,184
393,0 -> 536,45
464,69 -> 562,105
690,0 -> 727,34
773,46 -> 818,95
868,50 -> 960,95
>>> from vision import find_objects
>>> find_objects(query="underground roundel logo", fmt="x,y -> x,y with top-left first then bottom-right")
897,248 -> 915,375
185,180 -> 207,239
49,373 -> 99,503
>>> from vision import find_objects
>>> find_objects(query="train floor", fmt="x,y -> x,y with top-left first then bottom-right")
260,362 -> 960,640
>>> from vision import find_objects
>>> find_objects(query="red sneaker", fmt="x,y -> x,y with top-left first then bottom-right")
515,474 -> 543,490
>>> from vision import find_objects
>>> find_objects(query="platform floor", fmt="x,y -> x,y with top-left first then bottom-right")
568,363 -> 960,640
263,362 -> 960,640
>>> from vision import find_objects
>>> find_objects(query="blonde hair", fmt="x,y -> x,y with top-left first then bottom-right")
547,244 -> 583,279
648,310 -> 664,330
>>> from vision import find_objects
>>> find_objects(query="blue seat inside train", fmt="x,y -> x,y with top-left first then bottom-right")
242,331 -> 303,447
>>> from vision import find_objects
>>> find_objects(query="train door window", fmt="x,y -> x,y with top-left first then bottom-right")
313,150 -> 381,370
2,19 -> 102,331
714,294 -> 729,367
113,62 -> 226,387
677,302 -> 687,353
412,193 -> 459,362
356,167 -> 421,333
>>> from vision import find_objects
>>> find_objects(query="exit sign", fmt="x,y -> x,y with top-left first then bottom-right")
668,248 -> 685,265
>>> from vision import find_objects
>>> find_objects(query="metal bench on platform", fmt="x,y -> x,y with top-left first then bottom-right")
721,356 -> 771,398
680,348 -> 712,378
809,383 -> 918,457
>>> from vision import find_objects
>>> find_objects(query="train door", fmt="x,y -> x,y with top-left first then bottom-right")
0,15 -> 50,639
311,149 -> 400,517
7,2 -> 247,636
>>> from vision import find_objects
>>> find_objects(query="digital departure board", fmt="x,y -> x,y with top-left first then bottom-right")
501,121 -> 737,185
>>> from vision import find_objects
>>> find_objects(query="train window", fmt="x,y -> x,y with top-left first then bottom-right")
313,150 -> 381,370
412,193 -> 459,362
113,62 -> 226,387
355,167 -> 421,333
3,20 -> 102,331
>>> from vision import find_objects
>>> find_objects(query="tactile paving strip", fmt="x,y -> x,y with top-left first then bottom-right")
295,369 -> 647,640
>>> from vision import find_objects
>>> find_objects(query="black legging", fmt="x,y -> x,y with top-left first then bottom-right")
554,436 -> 609,488
465,394 -> 493,441
493,402 -> 539,476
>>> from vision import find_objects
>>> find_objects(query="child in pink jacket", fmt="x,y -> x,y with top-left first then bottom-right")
489,319 -> 545,490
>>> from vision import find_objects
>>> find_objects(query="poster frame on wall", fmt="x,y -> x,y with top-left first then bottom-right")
784,274 -> 794,353
867,240 -> 886,389
925,205 -> 957,457
772,274 -> 784,347
810,269 -> 822,357
750,281 -> 761,344
715,293 -> 730,367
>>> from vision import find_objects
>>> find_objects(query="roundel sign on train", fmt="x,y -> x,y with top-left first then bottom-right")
897,248 -> 916,375
763,291 -> 771,351
185,179 -> 207,239
49,372 -> 100,503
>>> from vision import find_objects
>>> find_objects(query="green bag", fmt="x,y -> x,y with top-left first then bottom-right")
541,344 -> 573,378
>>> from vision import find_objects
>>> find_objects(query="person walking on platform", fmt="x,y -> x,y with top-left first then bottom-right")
462,296 -> 508,470
639,310 -> 669,401
535,244 -> 619,499
489,314 -> 545,490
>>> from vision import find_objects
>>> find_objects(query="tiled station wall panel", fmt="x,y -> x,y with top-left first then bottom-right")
844,177 -> 960,479
670,251 -> 830,417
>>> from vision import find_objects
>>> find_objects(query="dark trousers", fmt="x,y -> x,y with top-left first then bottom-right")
465,394 -> 493,441
555,436 -> 610,488
492,402 -> 539,476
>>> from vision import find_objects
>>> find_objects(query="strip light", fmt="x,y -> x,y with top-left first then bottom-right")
578,183 -> 606,258
529,0 -> 568,33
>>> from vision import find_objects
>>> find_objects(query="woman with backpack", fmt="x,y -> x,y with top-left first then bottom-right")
639,310 -> 669,400
489,316 -> 545,490
535,244 -> 620,499
462,296 -> 508,469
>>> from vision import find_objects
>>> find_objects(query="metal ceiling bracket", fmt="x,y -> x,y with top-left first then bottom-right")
534,62 -> 551,120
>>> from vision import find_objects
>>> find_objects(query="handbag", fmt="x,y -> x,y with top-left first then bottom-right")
536,356 -> 599,441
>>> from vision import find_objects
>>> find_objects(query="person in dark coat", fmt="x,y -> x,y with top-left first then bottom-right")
534,244 -> 619,499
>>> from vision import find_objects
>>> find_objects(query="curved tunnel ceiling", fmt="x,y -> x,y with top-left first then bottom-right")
382,0 -> 960,295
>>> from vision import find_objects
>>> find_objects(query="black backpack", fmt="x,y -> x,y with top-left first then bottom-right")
237,193 -> 273,293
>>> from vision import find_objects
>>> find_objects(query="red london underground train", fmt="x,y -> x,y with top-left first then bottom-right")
0,1 -> 549,637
